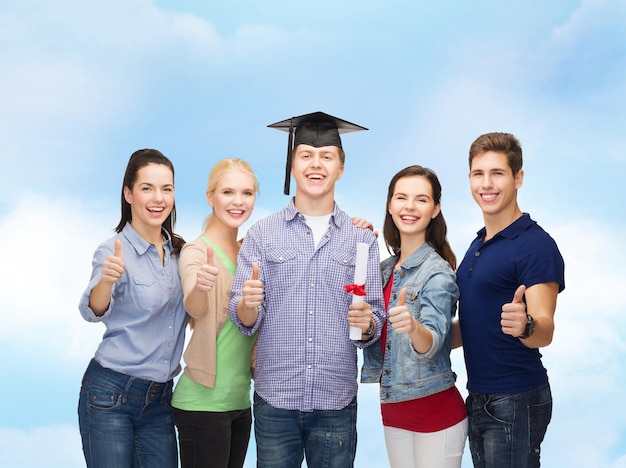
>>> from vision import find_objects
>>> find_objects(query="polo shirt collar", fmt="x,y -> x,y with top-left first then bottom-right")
477,213 -> 534,242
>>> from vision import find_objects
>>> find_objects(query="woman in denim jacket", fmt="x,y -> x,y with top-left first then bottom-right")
362,165 -> 468,468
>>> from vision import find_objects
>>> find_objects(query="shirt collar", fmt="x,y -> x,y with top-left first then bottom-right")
477,212 -> 535,242
398,242 -> 436,269
284,197 -> 346,228
121,222 -> 171,255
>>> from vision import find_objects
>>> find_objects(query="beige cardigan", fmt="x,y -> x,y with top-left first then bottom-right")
179,237 -> 233,388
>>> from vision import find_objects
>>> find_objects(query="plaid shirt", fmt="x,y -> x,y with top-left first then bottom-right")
229,199 -> 385,411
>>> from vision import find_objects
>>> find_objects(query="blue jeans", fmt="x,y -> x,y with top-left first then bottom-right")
466,383 -> 552,468
253,392 -> 357,468
172,406 -> 252,468
78,359 -> 178,468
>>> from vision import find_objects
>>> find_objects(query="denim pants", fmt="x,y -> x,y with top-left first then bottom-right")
78,359 -> 177,468
253,392 -> 357,468
172,406 -> 252,468
466,383 -> 552,468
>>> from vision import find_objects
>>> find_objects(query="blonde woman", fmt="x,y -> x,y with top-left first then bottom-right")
172,158 -> 259,468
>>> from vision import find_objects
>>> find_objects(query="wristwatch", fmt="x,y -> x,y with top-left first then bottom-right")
518,313 -> 536,339
363,318 -> 375,336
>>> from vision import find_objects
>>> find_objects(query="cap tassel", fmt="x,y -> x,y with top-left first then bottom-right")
284,122 -> 294,195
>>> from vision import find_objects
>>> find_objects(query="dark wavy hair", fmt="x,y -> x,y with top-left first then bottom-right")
114,148 -> 185,253
383,165 -> 456,270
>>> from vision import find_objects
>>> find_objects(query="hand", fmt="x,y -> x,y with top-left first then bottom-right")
388,287 -> 415,334
242,262 -> 263,309
347,301 -> 374,333
501,285 -> 527,336
351,217 -> 379,238
195,246 -> 218,292
101,239 -> 125,284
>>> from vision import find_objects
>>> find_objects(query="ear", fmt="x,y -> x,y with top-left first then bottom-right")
123,186 -> 132,205
336,164 -> 345,181
515,169 -> 524,189
432,203 -> 441,219
206,190 -> 213,207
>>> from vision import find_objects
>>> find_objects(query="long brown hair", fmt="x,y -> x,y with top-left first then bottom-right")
383,165 -> 456,269
114,148 -> 185,253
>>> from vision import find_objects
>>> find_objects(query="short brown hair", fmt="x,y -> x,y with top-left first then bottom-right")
469,132 -> 523,175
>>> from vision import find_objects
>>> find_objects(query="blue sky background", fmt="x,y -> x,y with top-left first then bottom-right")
1,0 -> 625,466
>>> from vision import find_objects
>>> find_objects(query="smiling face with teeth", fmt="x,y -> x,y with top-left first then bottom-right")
388,175 -> 441,247
291,144 -> 344,213
123,163 -> 175,241
469,150 -> 524,222
207,168 -> 256,231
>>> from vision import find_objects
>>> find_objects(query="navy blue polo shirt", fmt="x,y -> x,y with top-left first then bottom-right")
457,213 -> 565,394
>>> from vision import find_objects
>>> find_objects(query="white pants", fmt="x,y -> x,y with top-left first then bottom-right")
383,418 -> 468,468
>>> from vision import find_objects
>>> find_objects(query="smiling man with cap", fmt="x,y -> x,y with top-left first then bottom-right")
229,112 -> 385,467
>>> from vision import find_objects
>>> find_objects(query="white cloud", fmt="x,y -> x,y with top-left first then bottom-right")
0,194 -> 110,361
0,425 -> 84,468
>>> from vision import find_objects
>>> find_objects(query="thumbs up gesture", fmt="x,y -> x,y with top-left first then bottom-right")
195,246 -> 218,292
242,262 -> 263,309
101,239 -> 126,284
500,285 -> 527,336
388,287 -> 415,334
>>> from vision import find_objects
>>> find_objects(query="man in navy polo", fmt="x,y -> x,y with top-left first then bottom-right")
455,132 -> 565,468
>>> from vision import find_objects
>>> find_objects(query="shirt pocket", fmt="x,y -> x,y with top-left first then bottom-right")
328,248 -> 357,287
266,247 -> 300,279
132,273 -> 162,310
403,285 -> 422,321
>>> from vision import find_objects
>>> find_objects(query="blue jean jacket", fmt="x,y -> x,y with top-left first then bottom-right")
361,242 -> 460,403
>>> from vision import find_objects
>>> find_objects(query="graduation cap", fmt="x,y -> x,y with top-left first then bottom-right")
267,111 -> 368,195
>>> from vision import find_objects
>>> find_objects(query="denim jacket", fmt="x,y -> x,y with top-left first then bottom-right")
361,242 -> 460,403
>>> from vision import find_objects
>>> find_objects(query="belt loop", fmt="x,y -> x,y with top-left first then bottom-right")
122,376 -> 134,404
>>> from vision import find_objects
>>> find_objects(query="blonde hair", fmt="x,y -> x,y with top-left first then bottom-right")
201,158 -> 259,232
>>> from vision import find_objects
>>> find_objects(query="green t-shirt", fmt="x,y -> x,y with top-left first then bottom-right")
172,238 -> 255,411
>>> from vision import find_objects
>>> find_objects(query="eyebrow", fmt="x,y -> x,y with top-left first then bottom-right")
137,182 -> 174,188
393,191 -> 431,199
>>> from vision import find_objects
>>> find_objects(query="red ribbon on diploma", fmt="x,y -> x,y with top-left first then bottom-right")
344,283 -> 366,296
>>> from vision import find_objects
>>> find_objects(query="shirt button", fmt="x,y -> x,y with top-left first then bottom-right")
307,365 -> 312,369
474,251 -> 480,257
309,310 -> 313,315
308,338 -> 312,342
399,271 -> 405,278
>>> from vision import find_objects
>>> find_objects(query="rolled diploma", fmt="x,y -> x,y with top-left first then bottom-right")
349,242 -> 369,340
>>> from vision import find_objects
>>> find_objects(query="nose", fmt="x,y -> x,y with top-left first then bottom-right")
310,154 -> 322,167
481,174 -> 494,188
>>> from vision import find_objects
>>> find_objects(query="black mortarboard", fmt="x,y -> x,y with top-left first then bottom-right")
267,111 -> 368,195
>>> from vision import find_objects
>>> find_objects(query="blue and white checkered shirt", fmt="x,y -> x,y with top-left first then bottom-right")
229,199 -> 385,411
